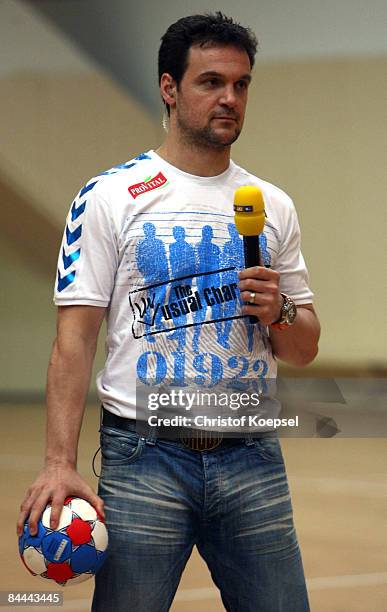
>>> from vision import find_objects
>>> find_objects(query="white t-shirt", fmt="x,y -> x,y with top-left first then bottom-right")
54,150 -> 313,420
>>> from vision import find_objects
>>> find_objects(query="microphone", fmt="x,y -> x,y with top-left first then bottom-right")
234,185 -> 266,323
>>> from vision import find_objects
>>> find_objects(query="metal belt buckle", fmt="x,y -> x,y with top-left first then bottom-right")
180,429 -> 223,451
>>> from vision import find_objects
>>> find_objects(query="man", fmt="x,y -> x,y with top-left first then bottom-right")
17,12 -> 320,612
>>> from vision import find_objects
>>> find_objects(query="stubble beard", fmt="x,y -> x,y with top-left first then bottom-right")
176,110 -> 241,150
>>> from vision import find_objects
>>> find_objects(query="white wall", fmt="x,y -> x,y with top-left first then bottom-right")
27,0 -> 387,113
0,0 -> 96,76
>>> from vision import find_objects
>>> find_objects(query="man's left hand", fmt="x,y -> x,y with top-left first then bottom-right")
238,266 -> 283,326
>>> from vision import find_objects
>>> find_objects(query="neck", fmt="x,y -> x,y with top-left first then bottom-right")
155,132 -> 231,177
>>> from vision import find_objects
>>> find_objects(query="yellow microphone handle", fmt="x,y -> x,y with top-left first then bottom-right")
234,185 -> 265,236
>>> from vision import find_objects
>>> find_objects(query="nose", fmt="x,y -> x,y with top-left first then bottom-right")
219,84 -> 237,108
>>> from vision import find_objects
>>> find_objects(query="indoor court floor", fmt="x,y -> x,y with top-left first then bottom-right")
1,402 -> 386,612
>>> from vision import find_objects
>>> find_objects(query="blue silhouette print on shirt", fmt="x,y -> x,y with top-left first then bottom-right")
192,225 -> 223,353
259,232 -> 271,267
135,222 -> 169,341
167,226 -> 197,351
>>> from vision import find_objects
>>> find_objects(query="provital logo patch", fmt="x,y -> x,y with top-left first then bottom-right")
128,172 -> 168,199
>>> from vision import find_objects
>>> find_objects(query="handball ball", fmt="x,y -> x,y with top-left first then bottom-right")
19,497 -> 108,586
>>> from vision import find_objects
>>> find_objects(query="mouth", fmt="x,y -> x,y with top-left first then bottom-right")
213,116 -> 237,123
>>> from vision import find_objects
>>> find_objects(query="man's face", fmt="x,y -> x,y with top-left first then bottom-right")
172,44 -> 252,149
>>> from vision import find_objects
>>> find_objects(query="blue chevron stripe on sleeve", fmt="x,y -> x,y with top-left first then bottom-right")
115,162 -> 137,170
96,159 -> 141,176
99,162 -> 136,176
79,180 -> 98,198
66,224 -> 82,246
135,153 -> 151,160
57,270 -> 76,292
71,200 -> 86,221
62,247 -> 81,269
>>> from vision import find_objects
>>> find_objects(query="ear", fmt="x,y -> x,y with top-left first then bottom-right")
160,73 -> 177,109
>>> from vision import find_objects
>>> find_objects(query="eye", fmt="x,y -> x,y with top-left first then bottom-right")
203,78 -> 219,87
236,80 -> 249,91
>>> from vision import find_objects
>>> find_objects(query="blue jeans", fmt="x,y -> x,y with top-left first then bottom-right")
92,422 -> 310,612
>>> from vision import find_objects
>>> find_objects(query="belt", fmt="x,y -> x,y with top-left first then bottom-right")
101,408 -> 275,452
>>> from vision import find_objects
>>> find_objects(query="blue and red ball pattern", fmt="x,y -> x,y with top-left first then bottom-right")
19,497 -> 108,586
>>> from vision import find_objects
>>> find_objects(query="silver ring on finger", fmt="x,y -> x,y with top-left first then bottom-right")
249,291 -> 256,304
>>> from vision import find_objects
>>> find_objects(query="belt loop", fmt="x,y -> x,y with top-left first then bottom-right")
99,404 -> 104,433
244,431 -> 255,446
135,412 -> 158,445
145,425 -> 158,446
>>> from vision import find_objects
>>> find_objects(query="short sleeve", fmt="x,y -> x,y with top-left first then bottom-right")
275,199 -> 314,304
54,181 -> 118,306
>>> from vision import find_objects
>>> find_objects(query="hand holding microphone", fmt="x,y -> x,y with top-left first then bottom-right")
234,185 -> 283,325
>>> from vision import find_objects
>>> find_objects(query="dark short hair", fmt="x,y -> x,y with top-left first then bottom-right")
158,12 -> 258,114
